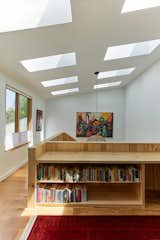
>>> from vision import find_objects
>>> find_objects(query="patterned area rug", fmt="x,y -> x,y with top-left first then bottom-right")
27,216 -> 160,240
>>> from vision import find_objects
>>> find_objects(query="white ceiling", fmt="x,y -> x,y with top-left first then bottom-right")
0,0 -> 160,99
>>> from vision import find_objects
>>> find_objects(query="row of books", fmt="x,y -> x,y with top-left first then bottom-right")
37,164 -> 140,182
36,185 -> 87,203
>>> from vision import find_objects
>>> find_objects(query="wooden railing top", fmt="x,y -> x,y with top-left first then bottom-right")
45,141 -> 160,152
28,133 -> 160,159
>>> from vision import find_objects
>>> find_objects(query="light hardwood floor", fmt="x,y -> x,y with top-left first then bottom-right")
0,165 -> 29,240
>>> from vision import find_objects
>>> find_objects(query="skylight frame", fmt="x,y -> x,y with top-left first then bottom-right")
51,87 -> 79,96
97,67 -> 135,79
104,40 -> 160,61
21,52 -> 77,72
121,0 -> 160,13
41,76 -> 78,87
94,81 -> 122,90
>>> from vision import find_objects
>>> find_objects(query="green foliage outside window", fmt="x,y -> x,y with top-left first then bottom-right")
6,108 -> 15,124
6,94 -> 28,124
20,95 -> 28,119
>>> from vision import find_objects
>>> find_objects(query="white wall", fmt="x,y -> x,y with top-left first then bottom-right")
2,54 -> 159,180
46,59 -> 160,143
125,60 -> 160,142
0,73 -> 46,180
46,88 -> 125,141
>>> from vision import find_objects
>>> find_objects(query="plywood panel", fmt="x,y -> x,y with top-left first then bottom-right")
37,151 -> 160,164
35,143 -> 46,158
140,164 -> 145,207
46,142 -> 160,153
28,148 -> 36,208
146,165 -> 160,191
50,132 -> 76,141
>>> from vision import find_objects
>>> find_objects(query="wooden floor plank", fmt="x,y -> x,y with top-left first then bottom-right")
0,165 -> 29,240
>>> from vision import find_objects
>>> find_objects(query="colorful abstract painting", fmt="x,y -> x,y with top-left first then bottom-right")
76,112 -> 113,137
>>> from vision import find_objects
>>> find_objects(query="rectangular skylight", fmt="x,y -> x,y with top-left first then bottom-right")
21,52 -> 76,72
94,81 -> 122,90
97,67 -> 135,79
121,0 -> 160,13
104,40 -> 160,60
0,0 -> 72,32
41,76 -> 78,87
51,88 -> 79,96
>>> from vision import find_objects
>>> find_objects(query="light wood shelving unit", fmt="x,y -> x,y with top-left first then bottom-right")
27,133 -> 160,214
35,163 -> 144,206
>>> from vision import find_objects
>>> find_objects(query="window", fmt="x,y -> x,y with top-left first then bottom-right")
41,76 -> 78,87
0,0 -> 72,33
21,52 -> 77,72
94,81 -> 122,90
5,87 -> 32,150
6,89 -> 16,136
104,40 -> 160,61
51,87 -> 79,96
121,0 -> 160,13
20,95 -> 28,132
97,68 -> 135,79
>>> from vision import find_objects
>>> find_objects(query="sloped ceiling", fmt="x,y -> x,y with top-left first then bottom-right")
0,0 -> 160,98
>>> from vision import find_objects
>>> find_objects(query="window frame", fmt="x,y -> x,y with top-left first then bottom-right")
5,85 -> 32,150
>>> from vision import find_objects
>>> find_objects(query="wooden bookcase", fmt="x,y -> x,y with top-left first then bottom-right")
35,162 -> 144,207
28,134 -> 160,214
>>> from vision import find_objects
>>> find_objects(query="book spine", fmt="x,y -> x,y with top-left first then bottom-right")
37,165 -> 141,183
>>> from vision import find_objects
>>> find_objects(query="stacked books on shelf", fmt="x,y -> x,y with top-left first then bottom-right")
36,185 -> 87,203
37,164 -> 140,182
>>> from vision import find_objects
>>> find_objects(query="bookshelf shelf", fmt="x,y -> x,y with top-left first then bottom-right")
37,200 -> 141,207
37,180 -> 141,184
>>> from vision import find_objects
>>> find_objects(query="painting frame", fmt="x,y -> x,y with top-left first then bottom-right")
36,109 -> 43,132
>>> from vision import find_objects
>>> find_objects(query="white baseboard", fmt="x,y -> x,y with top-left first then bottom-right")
0,159 -> 27,182
19,216 -> 37,240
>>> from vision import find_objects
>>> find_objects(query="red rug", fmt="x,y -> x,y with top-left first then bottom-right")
27,216 -> 160,240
